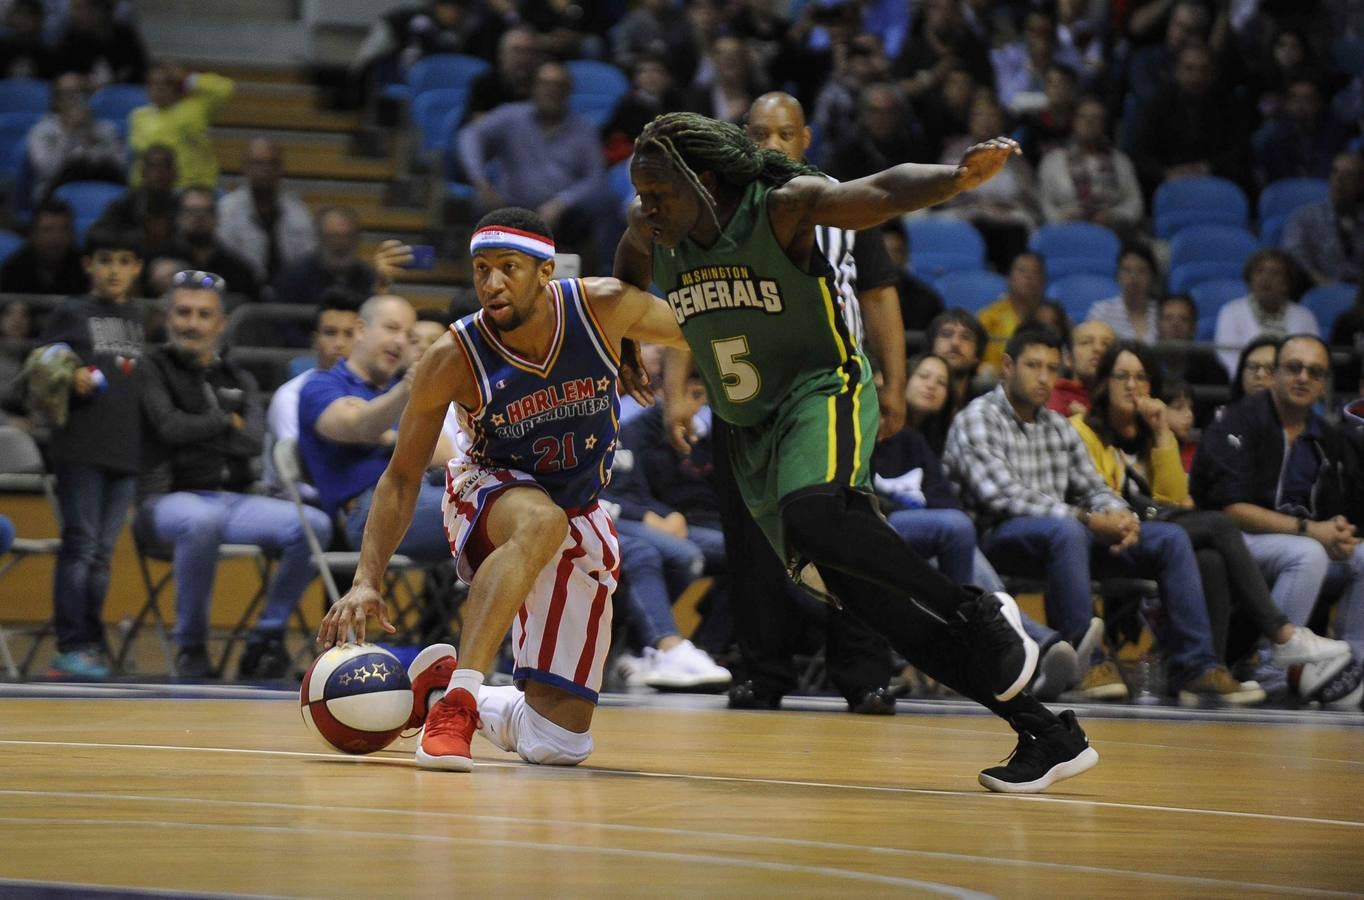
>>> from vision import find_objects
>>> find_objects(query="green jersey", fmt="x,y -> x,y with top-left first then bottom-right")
652,180 -> 860,427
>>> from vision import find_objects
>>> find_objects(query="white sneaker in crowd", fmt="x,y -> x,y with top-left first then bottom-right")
643,639 -> 732,692
1270,627 -> 1351,669
612,652 -> 651,689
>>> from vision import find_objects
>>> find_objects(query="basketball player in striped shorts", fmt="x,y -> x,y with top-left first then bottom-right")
317,207 -> 690,772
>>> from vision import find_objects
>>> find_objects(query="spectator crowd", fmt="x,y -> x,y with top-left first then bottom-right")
0,0 -> 1362,712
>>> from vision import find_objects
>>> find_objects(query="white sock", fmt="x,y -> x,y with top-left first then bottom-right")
447,668 -> 484,703
476,684 -> 524,752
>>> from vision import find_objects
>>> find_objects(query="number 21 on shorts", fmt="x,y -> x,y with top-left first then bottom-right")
712,335 -> 760,403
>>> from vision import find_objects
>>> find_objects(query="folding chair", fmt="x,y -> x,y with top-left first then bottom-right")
0,427 -> 63,679
272,438 -> 446,645
114,534 -> 278,677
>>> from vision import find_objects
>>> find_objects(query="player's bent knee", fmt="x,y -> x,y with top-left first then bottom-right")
516,702 -> 593,766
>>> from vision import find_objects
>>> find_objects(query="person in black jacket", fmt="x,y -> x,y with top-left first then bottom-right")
1191,334 -> 1364,661
133,271 -> 332,679
0,199 -> 89,296
38,225 -> 145,680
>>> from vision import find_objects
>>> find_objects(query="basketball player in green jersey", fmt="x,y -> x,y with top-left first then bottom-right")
614,112 -> 1099,793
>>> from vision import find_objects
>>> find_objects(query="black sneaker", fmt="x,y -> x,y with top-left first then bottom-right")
238,631 -> 289,680
978,710 -> 1099,793
848,686 -> 897,716
175,644 -> 216,679
956,590 -> 1038,701
726,680 -> 782,710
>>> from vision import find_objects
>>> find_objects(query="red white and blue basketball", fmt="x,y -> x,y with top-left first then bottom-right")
300,644 -> 413,754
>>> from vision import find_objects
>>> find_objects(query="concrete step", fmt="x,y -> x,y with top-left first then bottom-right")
216,136 -> 396,182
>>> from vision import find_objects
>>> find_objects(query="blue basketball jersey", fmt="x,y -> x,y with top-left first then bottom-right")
450,278 -> 621,510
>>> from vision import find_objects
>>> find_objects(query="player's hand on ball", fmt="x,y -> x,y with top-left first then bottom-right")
954,137 -> 1021,191
317,583 -> 395,648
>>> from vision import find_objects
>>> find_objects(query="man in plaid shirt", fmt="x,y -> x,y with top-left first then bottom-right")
945,326 -> 1255,704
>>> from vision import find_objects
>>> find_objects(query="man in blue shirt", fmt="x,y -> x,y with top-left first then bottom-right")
299,293 -> 455,559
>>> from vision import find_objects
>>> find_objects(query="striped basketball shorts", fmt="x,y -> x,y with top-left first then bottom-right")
443,461 -> 619,703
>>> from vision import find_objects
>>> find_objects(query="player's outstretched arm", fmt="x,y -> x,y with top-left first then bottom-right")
778,136 -> 1022,233
317,334 -> 473,647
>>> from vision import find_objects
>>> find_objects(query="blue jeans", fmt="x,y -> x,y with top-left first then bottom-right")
1244,533 -> 1364,658
983,515 -> 1217,686
344,481 -> 450,562
886,508 -> 978,584
52,463 -> 135,653
138,491 -> 332,647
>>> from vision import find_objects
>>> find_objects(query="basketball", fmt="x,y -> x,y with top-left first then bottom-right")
299,644 -> 413,754
1288,654 -> 1364,711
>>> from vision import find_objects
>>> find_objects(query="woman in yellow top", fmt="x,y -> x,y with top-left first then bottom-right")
129,64 -> 235,189
1071,341 -> 1347,674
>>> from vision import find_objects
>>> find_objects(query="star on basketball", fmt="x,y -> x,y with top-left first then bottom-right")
585,434 -> 598,449
492,413 -> 506,426
596,376 -> 610,392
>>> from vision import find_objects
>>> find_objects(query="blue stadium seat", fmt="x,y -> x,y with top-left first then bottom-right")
0,228 -> 23,263
1196,315 -> 1217,341
383,53 -> 490,102
0,78 -> 50,114
1170,260 -> 1246,293
904,216 -> 986,278
1169,224 -> 1259,270
567,59 -> 628,127
52,180 -> 125,239
1329,35 -> 1364,75
1259,213 -> 1288,248
1153,176 -> 1249,238
1046,273 -> 1121,322
412,88 -> 467,152
0,111 -> 41,178
1029,222 -> 1121,281
1189,278 -> 1247,317
934,270 -> 1006,313
1301,283 -> 1357,337
89,84 -> 148,137
1258,177 -> 1328,224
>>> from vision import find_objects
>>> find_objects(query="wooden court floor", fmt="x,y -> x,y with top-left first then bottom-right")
0,689 -> 1360,898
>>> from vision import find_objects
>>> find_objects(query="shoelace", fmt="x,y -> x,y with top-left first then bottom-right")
424,697 -> 481,739
997,730 -> 1043,767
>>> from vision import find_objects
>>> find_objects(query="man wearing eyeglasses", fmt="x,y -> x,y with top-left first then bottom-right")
135,270 -> 333,679
1192,334 -> 1364,665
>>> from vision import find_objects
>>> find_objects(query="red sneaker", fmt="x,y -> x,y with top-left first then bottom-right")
404,643 -> 457,736
415,688 -> 481,772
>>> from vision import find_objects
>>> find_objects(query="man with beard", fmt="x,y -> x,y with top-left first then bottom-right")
163,188 -> 259,301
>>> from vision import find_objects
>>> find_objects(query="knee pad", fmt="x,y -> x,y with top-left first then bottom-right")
515,702 -> 593,766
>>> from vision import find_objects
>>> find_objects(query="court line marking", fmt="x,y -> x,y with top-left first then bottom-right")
0,789 -> 1353,897
3,737 -> 1363,833
0,816 -> 989,898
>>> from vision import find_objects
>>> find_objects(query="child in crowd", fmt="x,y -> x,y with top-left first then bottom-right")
37,226 -> 145,679
1162,380 -> 1198,472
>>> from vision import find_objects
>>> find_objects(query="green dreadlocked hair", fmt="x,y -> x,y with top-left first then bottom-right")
635,111 -> 820,235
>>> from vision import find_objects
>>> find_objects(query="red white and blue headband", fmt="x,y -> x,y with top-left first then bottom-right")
469,225 -> 555,261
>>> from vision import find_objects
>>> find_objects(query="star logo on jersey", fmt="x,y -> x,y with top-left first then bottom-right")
585,434 -> 598,450
491,413 -> 506,426
496,379 -> 506,389
510,453 -> 522,461
596,376 -> 611,392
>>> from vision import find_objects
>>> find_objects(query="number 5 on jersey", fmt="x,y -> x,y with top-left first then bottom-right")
712,335 -> 760,403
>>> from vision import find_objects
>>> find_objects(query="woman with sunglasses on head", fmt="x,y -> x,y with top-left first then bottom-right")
1071,341 -> 1348,690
